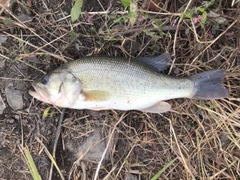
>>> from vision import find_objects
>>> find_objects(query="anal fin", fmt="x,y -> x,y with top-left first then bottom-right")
140,101 -> 171,114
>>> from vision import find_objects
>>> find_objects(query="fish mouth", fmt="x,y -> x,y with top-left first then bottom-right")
29,83 -> 50,103
29,89 -> 41,99
29,83 -> 41,99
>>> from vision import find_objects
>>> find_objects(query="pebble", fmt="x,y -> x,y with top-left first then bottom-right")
0,34 -> 7,44
7,118 -> 15,124
0,59 -> 5,68
86,109 -> 102,119
5,87 -> 23,110
14,115 -> 19,119
0,95 -> 6,114
125,174 -> 138,180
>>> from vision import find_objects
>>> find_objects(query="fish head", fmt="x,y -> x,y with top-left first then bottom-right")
29,68 -> 82,107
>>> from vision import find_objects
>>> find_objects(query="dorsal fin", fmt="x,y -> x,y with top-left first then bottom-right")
133,52 -> 172,72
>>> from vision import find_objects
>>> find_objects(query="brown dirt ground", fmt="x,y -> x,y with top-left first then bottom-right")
0,0 -> 240,179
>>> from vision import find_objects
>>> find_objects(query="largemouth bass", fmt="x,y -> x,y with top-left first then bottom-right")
29,52 -> 228,113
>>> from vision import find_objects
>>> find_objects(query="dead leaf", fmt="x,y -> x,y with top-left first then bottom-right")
142,0 -> 161,12
129,1 -> 138,26
0,0 -> 8,6
27,0 -> 32,7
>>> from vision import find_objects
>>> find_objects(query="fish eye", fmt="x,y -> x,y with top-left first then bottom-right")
41,76 -> 49,85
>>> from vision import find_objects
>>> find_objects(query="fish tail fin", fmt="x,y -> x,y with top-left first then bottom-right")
190,69 -> 228,99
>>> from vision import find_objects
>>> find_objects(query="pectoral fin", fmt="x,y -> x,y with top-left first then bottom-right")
84,90 -> 110,102
140,101 -> 171,114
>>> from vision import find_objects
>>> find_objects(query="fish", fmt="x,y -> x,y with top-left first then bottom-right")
29,52 -> 228,114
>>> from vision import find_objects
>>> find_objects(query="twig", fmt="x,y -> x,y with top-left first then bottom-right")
3,32 -> 68,63
190,18 -> 239,65
190,19 -> 213,44
168,118 -> 196,179
80,161 -> 87,180
48,108 -> 66,180
170,0 -> 193,75
139,10 -> 181,16
0,77 -> 33,81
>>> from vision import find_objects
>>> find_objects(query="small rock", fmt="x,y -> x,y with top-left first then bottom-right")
16,139 -> 20,145
14,114 -> 19,119
0,34 -> 7,44
173,67 -> 180,75
7,118 -> 15,124
5,87 -> 23,110
27,54 -> 38,63
17,14 -> 33,22
0,95 -> 6,114
125,173 -> 138,180
208,11 -> 220,18
220,135 -> 229,145
86,109 -> 102,119
0,59 -> 5,68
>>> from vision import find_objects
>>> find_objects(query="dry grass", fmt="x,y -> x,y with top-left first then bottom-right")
0,0 -> 239,179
